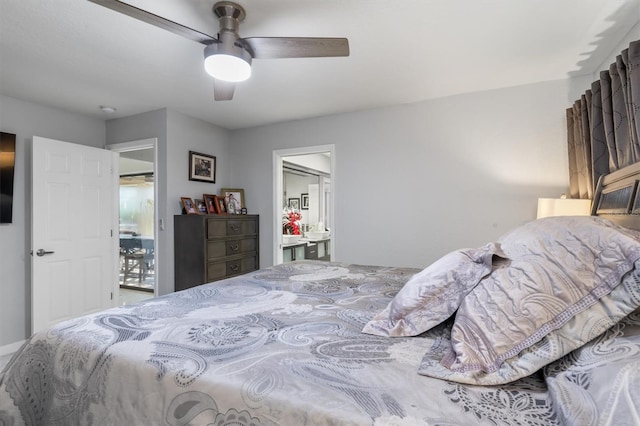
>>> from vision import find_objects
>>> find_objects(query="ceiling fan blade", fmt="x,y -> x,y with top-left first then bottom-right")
241,37 -> 349,59
88,0 -> 217,45
214,80 -> 236,101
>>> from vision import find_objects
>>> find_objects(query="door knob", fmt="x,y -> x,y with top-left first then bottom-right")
35,249 -> 55,257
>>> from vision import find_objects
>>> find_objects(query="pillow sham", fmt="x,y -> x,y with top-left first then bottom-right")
543,306 -> 640,425
417,216 -> 640,385
362,243 -> 501,337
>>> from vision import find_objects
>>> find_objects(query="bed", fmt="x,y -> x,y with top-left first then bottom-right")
2,163 -> 640,426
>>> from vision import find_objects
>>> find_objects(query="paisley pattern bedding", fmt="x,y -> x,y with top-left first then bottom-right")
1,261 -> 638,425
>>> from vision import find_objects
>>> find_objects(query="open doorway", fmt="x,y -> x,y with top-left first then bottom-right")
107,138 -> 158,305
273,145 -> 335,265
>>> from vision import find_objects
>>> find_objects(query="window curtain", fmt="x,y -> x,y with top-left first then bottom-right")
567,39 -> 640,199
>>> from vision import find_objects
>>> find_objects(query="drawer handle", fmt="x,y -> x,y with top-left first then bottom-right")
230,224 -> 240,231
229,244 -> 239,251
230,264 -> 240,271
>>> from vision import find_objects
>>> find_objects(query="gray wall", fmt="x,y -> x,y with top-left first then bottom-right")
0,72 -> 616,347
165,110 -> 231,295
105,109 -> 231,297
106,109 -> 170,295
0,102 -> 232,347
0,95 -> 105,346
230,79 -> 578,268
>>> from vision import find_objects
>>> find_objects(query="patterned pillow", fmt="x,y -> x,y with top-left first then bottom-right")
362,243 -> 501,337
543,306 -> 640,425
417,216 -> 640,385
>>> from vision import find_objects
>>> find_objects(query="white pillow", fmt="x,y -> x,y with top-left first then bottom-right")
363,243 -> 501,337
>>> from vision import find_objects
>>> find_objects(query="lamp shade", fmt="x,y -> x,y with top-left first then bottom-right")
536,198 -> 591,219
203,43 -> 252,82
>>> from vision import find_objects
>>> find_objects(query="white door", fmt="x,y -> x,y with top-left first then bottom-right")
31,136 -> 118,333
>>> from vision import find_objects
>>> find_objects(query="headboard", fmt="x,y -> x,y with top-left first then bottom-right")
592,161 -> 640,231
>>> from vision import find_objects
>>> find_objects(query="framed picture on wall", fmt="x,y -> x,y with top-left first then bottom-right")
301,193 -> 309,210
288,198 -> 300,210
203,193 -> 217,214
0,132 -> 16,224
220,188 -> 244,214
180,197 -> 197,214
189,151 -> 216,183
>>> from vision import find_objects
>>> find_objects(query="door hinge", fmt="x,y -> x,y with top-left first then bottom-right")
110,292 -> 113,300
111,229 -> 113,237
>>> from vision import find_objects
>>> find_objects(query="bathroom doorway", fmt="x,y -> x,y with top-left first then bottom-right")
273,145 -> 335,265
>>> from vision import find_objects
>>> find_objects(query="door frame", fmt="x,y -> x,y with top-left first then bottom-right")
273,144 -> 335,265
107,138 -> 159,297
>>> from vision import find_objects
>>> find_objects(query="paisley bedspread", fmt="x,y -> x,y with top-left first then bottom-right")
1,261 -> 639,425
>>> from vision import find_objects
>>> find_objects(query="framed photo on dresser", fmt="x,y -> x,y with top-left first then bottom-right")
220,188 -> 244,214
203,194 -> 217,214
180,197 -> 197,214
216,196 -> 227,214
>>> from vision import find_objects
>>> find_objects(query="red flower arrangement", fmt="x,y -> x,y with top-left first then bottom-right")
282,209 -> 302,235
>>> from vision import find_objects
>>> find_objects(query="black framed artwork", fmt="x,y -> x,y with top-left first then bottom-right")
189,151 -> 216,183
288,198 -> 300,210
0,132 -> 16,224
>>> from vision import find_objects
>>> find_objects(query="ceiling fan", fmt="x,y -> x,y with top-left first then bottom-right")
87,0 -> 350,101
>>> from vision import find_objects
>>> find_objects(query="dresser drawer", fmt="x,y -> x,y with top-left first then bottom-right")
207,256 -> 257,281
225,238 -> 256,255
207,238 -> 256,260
226,219 -> 257,236
207,218 -> 257,238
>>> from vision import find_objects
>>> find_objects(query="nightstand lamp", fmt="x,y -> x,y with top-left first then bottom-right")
536,197 -> 591,219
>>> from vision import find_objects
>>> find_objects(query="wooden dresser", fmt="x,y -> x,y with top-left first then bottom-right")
174,214 -> 259,291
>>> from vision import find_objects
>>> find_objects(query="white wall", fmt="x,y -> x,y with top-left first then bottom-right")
230,78 -> 575,269
0,95 -> 105,346
284,153 -> 331,175
284,173 -> 316,208
593,22 -> 639,81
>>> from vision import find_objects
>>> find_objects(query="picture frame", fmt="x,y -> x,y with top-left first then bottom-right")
301,193 -> 309,210
203,193 -> 217,214
0,132 -> 16,224
188,151 -> 216,183
216,195 -> 227,214
288,198 -> 300,210
220,188 -> 245,215
195,198 -> 207,214
180,197 -> 197,215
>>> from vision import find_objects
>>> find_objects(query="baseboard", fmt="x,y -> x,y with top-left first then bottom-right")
0,340 -> 25,356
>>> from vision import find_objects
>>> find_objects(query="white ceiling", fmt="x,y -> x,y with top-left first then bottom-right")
1,0 -> 639,130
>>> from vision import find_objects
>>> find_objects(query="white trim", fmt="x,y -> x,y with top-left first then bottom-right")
110,151 -> 120,306
273,144 -> 336,265
106,138 -> 156,152
0,340 -> 25,356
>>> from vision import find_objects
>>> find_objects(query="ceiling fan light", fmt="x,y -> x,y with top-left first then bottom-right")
204,50 -> 251,83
